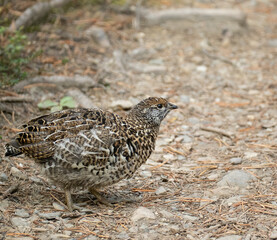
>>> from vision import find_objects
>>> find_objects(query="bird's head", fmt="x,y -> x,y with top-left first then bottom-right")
128,97 -> 178,127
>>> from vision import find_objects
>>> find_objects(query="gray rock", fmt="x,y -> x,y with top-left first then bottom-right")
217,170 -> 256,188
0,199 -> 10,211
131,207 -> 156,222
30,176 -> 43,184
230,157 -> 242,165
207,173 -> 219,180
223,196 -> 242,207
52,202 -> 65,211
15,209 -> 30,218
216,235 -> 242,240
10,167 -> 27,179
38,212 -> 61,220
155,186 -> 167,195
117,232 -> 129,239
11,217 -> 30,227
0,172 -> 8,181
270,230 -> 277,239
139,170 -> 152,178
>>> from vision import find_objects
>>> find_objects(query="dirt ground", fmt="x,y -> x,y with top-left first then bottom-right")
1,0 -> 277,239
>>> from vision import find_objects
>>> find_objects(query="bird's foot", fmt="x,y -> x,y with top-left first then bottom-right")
89,188 -> 113,207
89,188 -> 140,206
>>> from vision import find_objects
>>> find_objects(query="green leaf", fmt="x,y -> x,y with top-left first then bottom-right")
60,96 -> 76,109
38,99 -> 58,109
51,105 -> 63,112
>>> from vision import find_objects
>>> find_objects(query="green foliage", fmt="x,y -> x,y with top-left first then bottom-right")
0,27 -> 39,87
38,96 -> 77,112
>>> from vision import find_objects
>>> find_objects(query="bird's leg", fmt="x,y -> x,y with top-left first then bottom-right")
64,189 -> 83,211
65,189 -> 74,211
89,188 -> 113,207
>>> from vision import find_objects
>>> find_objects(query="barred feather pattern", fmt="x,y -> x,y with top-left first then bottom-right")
5,97 -> 177,192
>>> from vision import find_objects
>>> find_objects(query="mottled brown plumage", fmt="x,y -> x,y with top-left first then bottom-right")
5,97 -> 178,211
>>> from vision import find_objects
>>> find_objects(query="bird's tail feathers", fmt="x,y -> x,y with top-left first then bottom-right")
5,141 -> 22,157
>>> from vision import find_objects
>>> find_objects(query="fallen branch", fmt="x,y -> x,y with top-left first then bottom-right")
200,126 -> 234,139
9,0 -> 72,31
139,8 -> 246,26
0,95 -> 33,102
13,75 -> 97,91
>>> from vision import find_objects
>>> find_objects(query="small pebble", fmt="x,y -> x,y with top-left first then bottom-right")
15,209 -> 30,218
53,202 -> 65,211
244,152 -> 258,159
270,230 -> 277,239
196,65 -> 207,72
131,207 -> 156,222
139,170 -> 152,178
155,186 -> 167,195
10,167 -> 26,180
11,217 -> 30,227
217,170 -> 256,188
0,172 -> 8,181
229,157 -> 242,165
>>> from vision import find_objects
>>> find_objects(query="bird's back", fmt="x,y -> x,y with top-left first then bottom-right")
5,108 -> 119,162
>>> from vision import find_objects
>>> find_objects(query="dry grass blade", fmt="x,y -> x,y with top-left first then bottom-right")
132,188 -> 156,192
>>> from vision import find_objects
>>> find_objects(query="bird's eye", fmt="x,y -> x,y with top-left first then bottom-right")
157,104 -> 163,109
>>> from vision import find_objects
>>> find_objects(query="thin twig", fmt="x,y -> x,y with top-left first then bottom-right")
202,49 -> 237,66
200,126 -> 234,139
1,111 -> 12,125
0,96 -> 33,102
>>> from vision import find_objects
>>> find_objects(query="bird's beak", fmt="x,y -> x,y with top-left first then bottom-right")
168,102 -> 178,110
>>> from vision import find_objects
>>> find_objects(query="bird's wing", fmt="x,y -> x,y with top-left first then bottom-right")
53,126 -> 122,168
7,108 -> 118,163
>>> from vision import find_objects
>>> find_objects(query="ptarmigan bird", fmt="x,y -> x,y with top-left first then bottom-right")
5,97 -> 178,211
